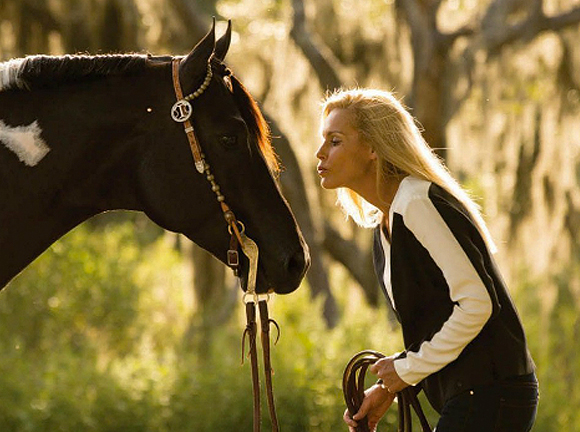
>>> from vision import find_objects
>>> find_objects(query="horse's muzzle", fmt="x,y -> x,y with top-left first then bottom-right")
269,244 -> 310,294
239,245 -> 310,295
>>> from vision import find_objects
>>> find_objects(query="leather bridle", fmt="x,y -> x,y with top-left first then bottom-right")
171,57 -> 280,432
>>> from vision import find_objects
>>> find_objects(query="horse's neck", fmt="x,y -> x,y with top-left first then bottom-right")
0,204 -> 96,289
0,84 -> 142,289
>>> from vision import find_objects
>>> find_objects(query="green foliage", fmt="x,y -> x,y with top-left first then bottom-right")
0,220 -> 434,431
0,349 -> 167,432
512,264 -> 580,432
0,220 -> 189,431
0,222 -> 139,355
164,286 -> 421,432
2,219 -> 578,431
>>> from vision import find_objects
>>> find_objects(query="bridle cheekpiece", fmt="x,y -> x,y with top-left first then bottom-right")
169,55 -> 280,432
169,57 -> 258,293
171,59 -> 212,173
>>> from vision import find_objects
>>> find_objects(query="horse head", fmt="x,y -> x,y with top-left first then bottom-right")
135,22 -> 309,294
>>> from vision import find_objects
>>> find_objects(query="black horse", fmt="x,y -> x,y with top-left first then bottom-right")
0,22 -> 309,295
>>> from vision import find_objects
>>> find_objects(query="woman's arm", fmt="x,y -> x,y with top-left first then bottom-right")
393,193 -> 494,385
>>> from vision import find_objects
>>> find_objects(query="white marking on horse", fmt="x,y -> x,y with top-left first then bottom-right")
0,58 -> 28,91
0,120 -> 50,167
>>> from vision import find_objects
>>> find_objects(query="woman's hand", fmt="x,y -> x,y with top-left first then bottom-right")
343,384 -> 395,432
369,356 -> 409,393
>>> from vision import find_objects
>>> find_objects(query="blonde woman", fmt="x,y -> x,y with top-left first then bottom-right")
316,89 -> 538,432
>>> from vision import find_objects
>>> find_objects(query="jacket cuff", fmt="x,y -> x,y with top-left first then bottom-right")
393,358 -> 423,386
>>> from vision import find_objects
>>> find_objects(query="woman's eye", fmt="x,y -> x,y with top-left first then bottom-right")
331,138 -> 341,146
220,135 -> 237,148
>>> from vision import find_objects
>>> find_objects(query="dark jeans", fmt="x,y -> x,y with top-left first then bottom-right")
435,373 -> 539,432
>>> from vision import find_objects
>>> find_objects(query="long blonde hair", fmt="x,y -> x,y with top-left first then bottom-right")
322,88 -> 497,253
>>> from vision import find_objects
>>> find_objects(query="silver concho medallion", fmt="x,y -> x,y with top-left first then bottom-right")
171,100 -> 193,122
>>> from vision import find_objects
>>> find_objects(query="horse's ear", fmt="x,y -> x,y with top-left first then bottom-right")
215,20 -> 232,61
180,18 -> 216,87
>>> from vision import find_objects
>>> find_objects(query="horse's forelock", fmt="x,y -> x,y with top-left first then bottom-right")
229,74 -> 280,175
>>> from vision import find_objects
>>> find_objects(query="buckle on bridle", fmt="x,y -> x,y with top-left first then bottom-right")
227,249 -> 239,267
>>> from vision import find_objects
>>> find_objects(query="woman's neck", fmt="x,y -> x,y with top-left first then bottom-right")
353,175 -> 405,217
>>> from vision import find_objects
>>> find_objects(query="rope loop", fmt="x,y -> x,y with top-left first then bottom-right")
342,351 -> 432,432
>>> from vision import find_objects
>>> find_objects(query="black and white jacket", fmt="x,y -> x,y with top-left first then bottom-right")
373,176 -> 534,412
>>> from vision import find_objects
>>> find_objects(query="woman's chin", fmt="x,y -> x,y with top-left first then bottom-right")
320,178 -> 338,190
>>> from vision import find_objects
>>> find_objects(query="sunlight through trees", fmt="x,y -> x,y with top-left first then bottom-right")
1,0 -> 580,430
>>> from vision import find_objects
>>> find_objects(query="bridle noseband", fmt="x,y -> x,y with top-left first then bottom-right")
170,57 -> 280,432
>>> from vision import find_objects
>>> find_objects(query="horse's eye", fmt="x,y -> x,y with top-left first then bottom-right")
220,135 -> 237,149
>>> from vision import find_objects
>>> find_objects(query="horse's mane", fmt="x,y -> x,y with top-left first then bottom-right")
0,54 -> 149,91
229,73 -> 280,175
1,53 -> 280,174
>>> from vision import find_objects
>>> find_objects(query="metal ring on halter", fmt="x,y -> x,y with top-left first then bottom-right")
228,220 -> 246,236
243,292 -> 271,304
243,292 -> 260,304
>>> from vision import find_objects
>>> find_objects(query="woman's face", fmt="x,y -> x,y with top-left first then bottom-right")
316,108 -> 375,190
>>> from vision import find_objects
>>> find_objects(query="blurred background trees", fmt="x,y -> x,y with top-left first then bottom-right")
1,0 -> 580,430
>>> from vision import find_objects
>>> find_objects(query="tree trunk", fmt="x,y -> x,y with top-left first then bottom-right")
268,117 -> 339,327
411,48 -> 448,156
182,243 -> 237,356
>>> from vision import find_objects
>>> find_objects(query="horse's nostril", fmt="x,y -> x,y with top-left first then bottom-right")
286,248 -> 309,278
270,247 -> 310,294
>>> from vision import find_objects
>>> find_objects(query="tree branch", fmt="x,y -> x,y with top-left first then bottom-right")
396,0 -> 440,85
483,1 -> 580,54
542,6 -> 580,33
397,0 -> 433,46
290,0 -> 343,91
431,0 -> 444,12
22,0 -> 60,33
168,0 -> 210,47
439,25 -> 476,50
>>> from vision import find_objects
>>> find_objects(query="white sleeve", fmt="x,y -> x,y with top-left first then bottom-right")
393,196 -> 493,386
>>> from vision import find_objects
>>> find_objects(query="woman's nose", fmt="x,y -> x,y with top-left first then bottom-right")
315,143 -> 326,160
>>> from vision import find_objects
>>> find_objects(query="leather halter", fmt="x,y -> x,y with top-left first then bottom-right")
171,57 -> 280,432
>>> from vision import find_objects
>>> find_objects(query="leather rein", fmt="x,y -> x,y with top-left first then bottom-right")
171,58 -> 280,432
343,351 -> 432,432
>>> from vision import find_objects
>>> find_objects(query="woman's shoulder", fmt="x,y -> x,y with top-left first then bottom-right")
393,176 -> 472,225
392,176 -> 431,212
395,176 -> 462,206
